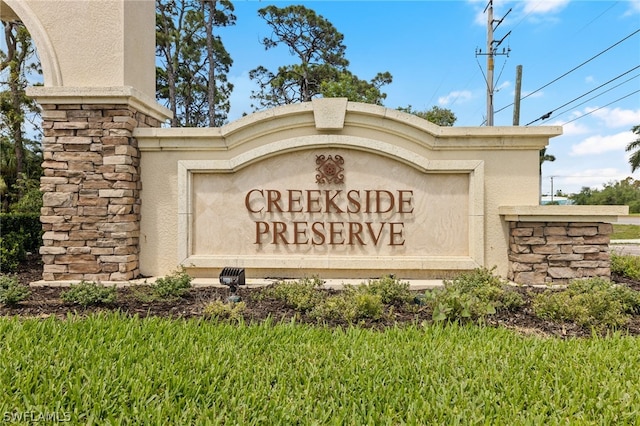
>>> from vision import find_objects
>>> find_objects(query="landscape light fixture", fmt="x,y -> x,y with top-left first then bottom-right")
219,267 -> 246,302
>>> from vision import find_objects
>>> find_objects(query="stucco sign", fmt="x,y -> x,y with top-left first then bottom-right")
181,145 -> 481,276
244,155 -> 415,247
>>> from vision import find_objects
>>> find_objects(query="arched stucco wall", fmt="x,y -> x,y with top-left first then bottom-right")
2,0 -> 156,98
2,0 -> 62,86
135,99 -> 563,279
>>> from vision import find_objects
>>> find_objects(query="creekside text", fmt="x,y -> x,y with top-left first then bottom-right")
245,189 -> 414,246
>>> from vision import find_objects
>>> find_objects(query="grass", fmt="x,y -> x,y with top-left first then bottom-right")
612,224 -> 640,240
1,313 -> 639,424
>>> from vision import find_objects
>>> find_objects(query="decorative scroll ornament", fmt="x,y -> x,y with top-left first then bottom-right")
315,155 -> 345,184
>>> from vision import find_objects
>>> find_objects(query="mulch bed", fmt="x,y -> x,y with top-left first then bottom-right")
3,254 -> 640,338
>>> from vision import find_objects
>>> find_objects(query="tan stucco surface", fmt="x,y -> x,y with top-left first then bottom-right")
499,205 -> 629,222
136,100 -> 562,279
2,0 -> 156,98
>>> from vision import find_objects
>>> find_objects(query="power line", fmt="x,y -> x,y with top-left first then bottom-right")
525,65 -> 640,125
575,1 -> 620,34
559,89 -> 640,126
540,73 -> 640,124
495,28 -> 640,115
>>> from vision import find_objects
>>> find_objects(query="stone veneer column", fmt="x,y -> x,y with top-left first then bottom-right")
507,221 -> 613,285
39,103 -> 161,281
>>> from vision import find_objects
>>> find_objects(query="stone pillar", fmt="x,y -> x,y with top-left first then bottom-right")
38,101 -> 163,281
507,221 -> 613,285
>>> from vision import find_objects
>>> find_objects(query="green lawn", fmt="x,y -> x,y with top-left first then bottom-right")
612,224 -> 640,240
1,314 -> 639,424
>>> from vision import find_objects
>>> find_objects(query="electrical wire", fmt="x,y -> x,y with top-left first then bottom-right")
494,28 -> 640,115
540,73 -> 640,124
525,65 -> 640,125
559,89 -> 640,126
575,2 -> 620,34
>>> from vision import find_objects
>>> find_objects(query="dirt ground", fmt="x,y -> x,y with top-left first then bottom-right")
3,254 -> 640,339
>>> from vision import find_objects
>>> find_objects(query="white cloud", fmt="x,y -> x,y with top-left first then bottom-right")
548,120 -> 589,136
521,90 -> 544,99
624,0 -> 640,16
470,0 -> 514,26
438,90 -> 473,106
570,130 -> 633,156
471,0 -> 569,27
553,168 -> 630,192
496,81 -> 511,92
587,107 -> 640,129
522,0 -> 570,14
585,76 -> 595,84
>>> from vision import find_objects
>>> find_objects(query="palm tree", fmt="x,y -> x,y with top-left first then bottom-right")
539,147 -> 555,173
625,125 -> 640,172
539,148 -> 556,202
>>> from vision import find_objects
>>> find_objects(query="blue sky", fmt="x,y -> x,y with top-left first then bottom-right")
220,0 -> 640,195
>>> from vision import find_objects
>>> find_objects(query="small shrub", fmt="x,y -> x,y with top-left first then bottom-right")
203,300 -> 246,321
351,292 -> 384,321
152,267 -> 193,298
364,276 -> 413,305
0,212 -> 42,253
0,232 -> 26,273
424,267 -> 523,322
0,274 -> 31,305
533,277 -> 640,330
310,289 -> 383,323
261,277 -> 324,311
611,253 -> 640,281
10,185 -> 43,214
61,281 -> 117,307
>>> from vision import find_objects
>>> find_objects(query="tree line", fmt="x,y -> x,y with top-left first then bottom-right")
155,2 -> 455,126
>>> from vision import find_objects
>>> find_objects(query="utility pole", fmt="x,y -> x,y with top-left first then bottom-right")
513,65 -> 522,125
486,2 -> 495,126
476,0 -> 511,126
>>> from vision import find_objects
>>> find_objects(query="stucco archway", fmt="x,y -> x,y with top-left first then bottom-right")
1,0 -> 62,86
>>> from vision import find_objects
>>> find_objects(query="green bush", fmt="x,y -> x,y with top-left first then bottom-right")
533,278 -> 640,330
424,267 -> 524,322
0,232 -> 26,273
203,300 -> 246,321
0,212 -> 42,273
611,253 -> 640,281
61,281 -> 117,307
0,212 -> 42,253
364,275 -> 413,305
261,277 -> 324,312
262,276 -> 419,323
0,274 -> 31,305
310,289 -> 383,323
152,267 -> 193,298
10,185 -> 43,214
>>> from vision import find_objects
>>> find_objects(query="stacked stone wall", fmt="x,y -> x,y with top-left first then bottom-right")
39,103 -> 161,281
508,221 -> 612,285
